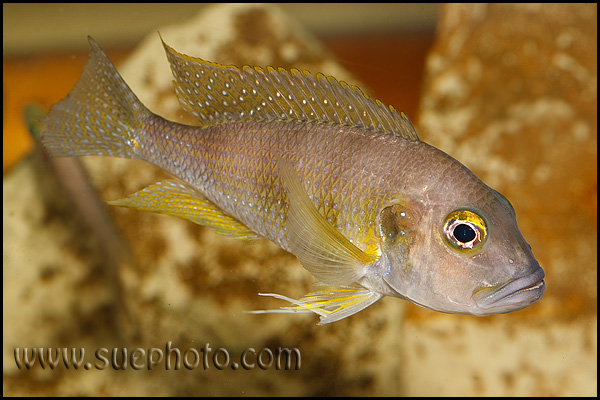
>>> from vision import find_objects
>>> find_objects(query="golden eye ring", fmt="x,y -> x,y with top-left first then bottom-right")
443,210 -> 487,251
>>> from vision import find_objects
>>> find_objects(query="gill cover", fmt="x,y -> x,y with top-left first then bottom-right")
379,203 -> 421,296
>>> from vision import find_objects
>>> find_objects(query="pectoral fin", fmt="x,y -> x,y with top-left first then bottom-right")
248,286 -> 382,325
278,160 -> 377,286
107,180 -> 260,239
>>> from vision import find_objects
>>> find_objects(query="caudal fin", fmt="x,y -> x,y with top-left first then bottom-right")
41,36 -> 147,159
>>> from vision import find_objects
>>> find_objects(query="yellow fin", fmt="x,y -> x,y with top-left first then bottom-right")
107,180 -> 260,239
278,159 -> 377,285
160,36 -> 419,141
249,287 -> 382,325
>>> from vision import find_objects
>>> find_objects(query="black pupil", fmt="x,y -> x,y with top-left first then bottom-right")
454,223 -> 476,243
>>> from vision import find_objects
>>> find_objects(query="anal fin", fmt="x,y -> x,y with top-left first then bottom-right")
107,180 -> 260,240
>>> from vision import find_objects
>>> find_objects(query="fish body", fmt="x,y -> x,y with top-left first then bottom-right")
41,37 -> 545,324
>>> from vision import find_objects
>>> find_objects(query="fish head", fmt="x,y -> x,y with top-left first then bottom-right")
378,175 -> 545,316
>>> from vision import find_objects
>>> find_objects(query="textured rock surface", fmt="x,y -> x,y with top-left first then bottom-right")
4,3 -> 404,396
403,3 -> 596,396
3,3 -> 596,397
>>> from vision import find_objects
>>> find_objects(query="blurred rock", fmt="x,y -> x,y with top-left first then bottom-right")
3,3 -> 596,397
404,3 -> 596,396
4,3 -> 404,396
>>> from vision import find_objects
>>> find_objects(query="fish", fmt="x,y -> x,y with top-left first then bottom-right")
40,36 -> 545,324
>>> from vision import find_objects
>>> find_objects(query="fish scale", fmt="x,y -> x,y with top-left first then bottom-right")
189,121 -> 390,250
140,109 -> 408,264
40,36 -> 545,324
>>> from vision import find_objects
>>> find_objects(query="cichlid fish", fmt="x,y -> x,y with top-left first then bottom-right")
41,36 -> 545,324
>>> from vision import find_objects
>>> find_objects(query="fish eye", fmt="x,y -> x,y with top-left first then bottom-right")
443,210 -> 486,251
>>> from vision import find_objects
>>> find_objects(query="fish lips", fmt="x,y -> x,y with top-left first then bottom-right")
473,267 -> 545,314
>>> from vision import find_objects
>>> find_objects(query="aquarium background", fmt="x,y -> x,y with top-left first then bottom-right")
3,3 -> 596,396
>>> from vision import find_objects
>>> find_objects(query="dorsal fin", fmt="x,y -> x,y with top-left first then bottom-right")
160,38 -> 420,142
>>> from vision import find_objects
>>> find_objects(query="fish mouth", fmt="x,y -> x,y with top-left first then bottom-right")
473,268 -> 545,314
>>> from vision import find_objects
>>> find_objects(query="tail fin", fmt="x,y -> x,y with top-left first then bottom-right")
41,36 -> 147,159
